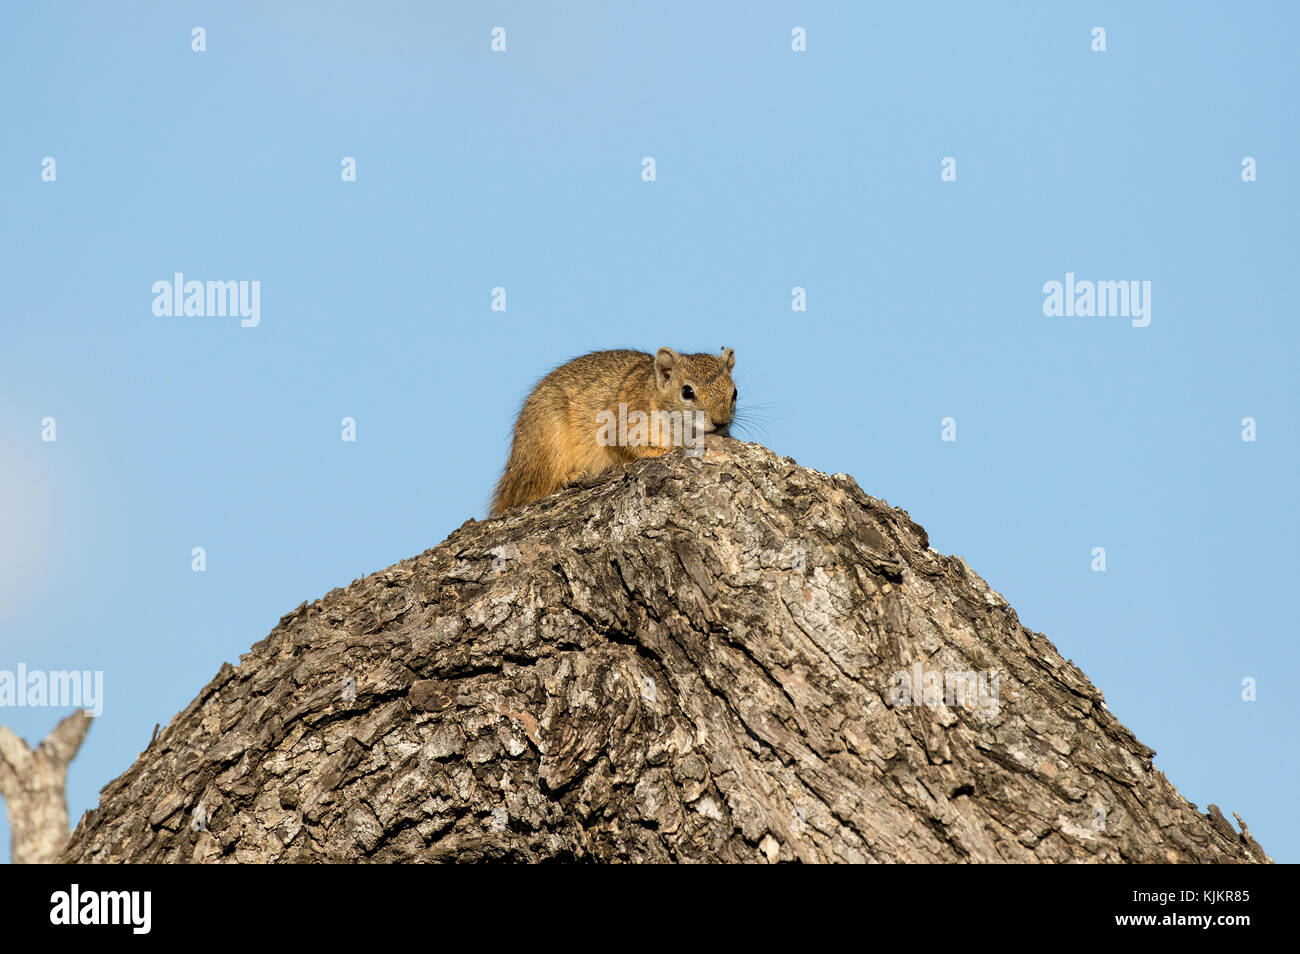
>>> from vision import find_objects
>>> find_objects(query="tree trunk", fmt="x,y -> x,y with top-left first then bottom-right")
1,711 -> 92,863
61,439 -> 1269,862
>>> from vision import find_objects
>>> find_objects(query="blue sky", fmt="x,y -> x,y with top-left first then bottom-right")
2,2 -> 1296,862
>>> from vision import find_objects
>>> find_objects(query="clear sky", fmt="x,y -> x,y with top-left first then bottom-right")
2,2 -> 1296,863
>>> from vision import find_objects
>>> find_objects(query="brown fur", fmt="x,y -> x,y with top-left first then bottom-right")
492,347 -> 737,515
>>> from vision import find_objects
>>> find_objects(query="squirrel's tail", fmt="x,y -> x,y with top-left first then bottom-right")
491,451 -> 560,516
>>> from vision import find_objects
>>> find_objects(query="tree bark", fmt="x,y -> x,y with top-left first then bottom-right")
1,711 -> 93,863
61,439 -> 1269,862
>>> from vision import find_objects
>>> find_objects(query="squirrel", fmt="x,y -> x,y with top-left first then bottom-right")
491,347 -> 737,516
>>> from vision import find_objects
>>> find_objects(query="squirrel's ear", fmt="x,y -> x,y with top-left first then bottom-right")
721,347 -> 735,371
654,347 -> 678,390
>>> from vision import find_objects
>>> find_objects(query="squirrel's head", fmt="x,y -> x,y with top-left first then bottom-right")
653,346 -> 737,435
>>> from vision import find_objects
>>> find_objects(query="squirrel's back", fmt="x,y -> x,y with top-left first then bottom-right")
491,347 -> 737,515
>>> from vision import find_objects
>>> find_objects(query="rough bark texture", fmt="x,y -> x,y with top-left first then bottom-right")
61,439 -> 1268,863
1,711 -> 93,863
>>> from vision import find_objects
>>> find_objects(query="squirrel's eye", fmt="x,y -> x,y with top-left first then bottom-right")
681,385 -> 695,401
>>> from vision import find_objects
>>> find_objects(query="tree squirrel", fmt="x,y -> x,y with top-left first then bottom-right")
492,347 -> 737,515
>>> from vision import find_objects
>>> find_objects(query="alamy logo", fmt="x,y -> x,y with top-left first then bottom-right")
595,404 -> 708,453
152,272 -> 260,327
50,884 -> 151,934
887,663 -> 1000,718
1042,272 -> 1150,327
0,664 -> 103,716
